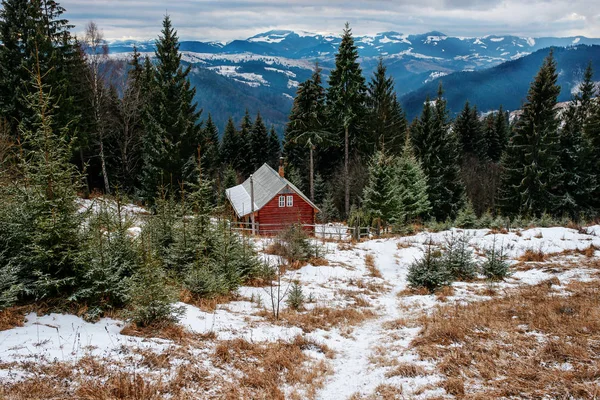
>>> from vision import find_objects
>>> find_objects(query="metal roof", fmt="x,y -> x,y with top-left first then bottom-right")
225,163 -> 320,218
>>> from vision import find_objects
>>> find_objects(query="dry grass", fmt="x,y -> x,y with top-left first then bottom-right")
120,322 -> 216,345
349,384 -> 404,399
519,248 -> 546,262
385,362 -> 427,378
309,257 -> 330,266
213,335 -> 331,399
412,279 -> 600,398
265,306 -> 376,333
435,285 -> 455,302
365,253 -> 382,278
0,353 -> 218,400
0,306 -> 28,331
179,289 -> 235,311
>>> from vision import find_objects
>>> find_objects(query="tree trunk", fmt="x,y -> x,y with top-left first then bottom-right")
309,145 -> 314,202
80,147 -> 90,197
344,124 -> 350,217
99,136 -> 110,194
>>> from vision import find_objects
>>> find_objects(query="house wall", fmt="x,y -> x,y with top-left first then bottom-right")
257,191 -> 315,235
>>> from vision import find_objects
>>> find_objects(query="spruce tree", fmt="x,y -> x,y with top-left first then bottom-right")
585,92 -> 600,211
326,23 -> 368,217
556,65 -> 597,218
221,116 -> 241,170
202,113 -> 221,182
367,58 -> 407,155
249,112 -> 270,170
288,63 -> 331,202
500,51 -> 562,216
238,109 -> 254,177
455,101 -> 487,161
0,0 -> 77,138
394,137 -> 431,223
267,126 -> 281,169
141,15 -> 202,201
362,151 -> 396,232
412,86 -> 464,221
0,53 -> 83,300
483,112 -> 501,162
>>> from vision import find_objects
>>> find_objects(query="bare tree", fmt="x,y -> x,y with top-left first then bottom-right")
263,256 -> 292,320
113,49 -> 145,192
82,21 -> 115,195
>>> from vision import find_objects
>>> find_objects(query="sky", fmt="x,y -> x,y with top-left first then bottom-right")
60,0 -> 600,42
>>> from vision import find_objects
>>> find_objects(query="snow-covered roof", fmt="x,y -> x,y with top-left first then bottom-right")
225,163 -> 319,218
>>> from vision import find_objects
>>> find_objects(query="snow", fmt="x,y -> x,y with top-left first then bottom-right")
526,37 -> 536,46
0,313 -> 170,366
490,37 -> 505,42
264,66 -> 297,78
2,224 -> 600,398
573,37 -> 581,44
424,71 -> 449,83
208,65 -> 269,86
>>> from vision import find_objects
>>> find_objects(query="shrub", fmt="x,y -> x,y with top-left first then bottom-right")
442,231 -> 478,280
455,202 -> 478,228
275,224 -> 319,264
183,262 -> 229,299
286,281 -> 305,311
481,236 -> 511,281
128,255 -> 184,327
407,239 -> 452,293
72,199 -> 139,320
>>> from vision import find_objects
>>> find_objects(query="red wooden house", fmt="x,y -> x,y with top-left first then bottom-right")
225,161 -> 319,235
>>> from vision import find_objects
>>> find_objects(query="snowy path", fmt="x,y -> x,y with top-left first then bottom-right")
316,239 -> 420,399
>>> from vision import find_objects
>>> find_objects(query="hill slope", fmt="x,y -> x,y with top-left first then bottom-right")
400,45 -> 600,119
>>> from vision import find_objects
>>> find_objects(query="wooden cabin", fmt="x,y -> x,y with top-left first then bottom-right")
225,160 -> 319,235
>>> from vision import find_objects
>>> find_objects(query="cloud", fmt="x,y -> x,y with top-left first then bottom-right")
59,0 -> 600,41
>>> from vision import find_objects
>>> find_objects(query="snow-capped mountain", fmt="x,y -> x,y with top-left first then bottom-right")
107,30 -> 600,132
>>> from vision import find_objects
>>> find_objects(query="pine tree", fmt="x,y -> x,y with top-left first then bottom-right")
238,109 -> 253,177
585,94 -> 600,212
500,51 -> 562,216
493,106 -> 509,159
288,63 -> 331,202
556,64 -> 597,218
266,126 -> 281,169
221,116 -> 241,169
326,23 -> 368,217
0,0 -> 77,138
455,101 -> 487,161
394,137 -> 431,223
362,151 -> 396,233
483,112 -> 500,162
202,113 -> 220,182
412,86 -> 464,221
0,52 -> 83,300
141,15 -> 202,201
249,112 -> 270,170
367,58 -> 407,155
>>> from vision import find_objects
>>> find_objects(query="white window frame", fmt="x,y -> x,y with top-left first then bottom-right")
286,195 -> 293,207
278,196 -> 285,208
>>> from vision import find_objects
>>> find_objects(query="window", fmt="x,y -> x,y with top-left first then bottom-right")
286,195 -> 293,207
278,196 -> 285,207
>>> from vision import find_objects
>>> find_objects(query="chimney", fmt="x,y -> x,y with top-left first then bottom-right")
278,157 -> 284,178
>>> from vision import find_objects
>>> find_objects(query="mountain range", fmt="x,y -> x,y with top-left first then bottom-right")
108,30 -> 600,133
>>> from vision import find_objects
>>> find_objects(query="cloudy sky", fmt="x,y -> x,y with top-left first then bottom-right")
60,0 -> 600,42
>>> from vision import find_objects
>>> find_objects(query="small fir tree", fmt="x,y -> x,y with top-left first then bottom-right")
407,239 -> 451,293
481,236 -> 510,280
286,281 -> 305,311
